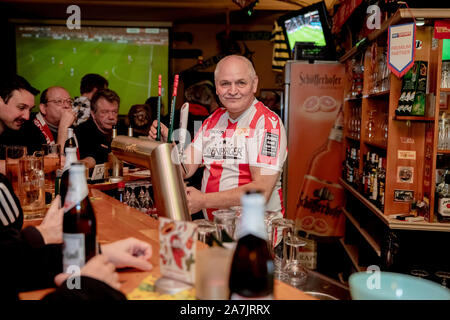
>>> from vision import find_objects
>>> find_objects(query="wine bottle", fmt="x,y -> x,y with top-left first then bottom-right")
62,162 -> 98,272
228,190 -> 274,300
59,147 -> 78,207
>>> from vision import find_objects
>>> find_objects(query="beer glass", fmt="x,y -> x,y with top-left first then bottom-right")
264,210 -> 283,245
282,235 -> 308,286
5,145 -> 27,194
193,219 -> 220,246
18,152 -> 46,219
213,209 -> 239,242
42,143 -> 61,203
271,218 -> 294,280
195,246 -> 233,299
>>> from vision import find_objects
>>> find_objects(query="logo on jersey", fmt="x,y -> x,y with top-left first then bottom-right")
268,116 -> 278,129
261,132 -> 279,158
204,141 -> 244,160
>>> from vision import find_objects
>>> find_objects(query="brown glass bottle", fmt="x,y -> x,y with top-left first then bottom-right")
228,191 -> 274,299
62,162 -> 98,272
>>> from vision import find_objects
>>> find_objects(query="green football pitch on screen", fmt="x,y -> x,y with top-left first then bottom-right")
16,35 -> 169,115
287,25 -> 326,50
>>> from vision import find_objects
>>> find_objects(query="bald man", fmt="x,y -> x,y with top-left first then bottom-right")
150,55 -> 288,220
21,86 -> 76,154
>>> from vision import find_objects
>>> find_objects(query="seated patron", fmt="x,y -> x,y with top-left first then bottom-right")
128,104 -> 152,137
0,74 -> 39,158
72,73 -> 109,127
75,89 -> 120,168
20,86 -> 76,155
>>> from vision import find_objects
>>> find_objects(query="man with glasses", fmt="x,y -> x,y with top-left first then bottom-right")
75,88 -> 120,168
21,86 -> 76,155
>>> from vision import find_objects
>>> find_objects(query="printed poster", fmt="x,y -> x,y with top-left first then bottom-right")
285,62 -> 346,237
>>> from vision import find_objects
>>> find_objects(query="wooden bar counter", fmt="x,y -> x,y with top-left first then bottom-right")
19,187 -> 315,300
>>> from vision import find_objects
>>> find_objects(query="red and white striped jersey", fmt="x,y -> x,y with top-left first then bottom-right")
192,99 -> 287,220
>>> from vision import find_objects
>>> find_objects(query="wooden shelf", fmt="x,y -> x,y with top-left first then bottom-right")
342,208 -> 382,257
440,88 -> 450,93
364,90 -> 390,99
339,178 -> 389,226
344,96 -> 362,102
394,116 -> 435,122
339,178 -> 450,232
363,140 -> 387,150
345,135 -> 360,143
340,9 -> 450,63
339,238 -> 365,272
437,150 -> 450,154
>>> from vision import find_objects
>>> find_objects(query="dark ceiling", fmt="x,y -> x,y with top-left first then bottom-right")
1,1 -> 291,25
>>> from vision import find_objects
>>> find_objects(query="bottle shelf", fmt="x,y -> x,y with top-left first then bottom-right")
342,208 -> 381,257
339,238 -> 365,272
394,116 -> 435,122
345,135 -> 360,143
440,88 -> 450,93
364,90 -> 390,99
344,96 -> 362,102
363,140 -> 387,150
339,178 -> 450,232
339,178 -> 388,226
437,150 -> 450,154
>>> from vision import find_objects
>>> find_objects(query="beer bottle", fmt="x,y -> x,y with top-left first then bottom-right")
64,128 -> 78,158
116,181 -> 125,202
62,162 -> 98,272
59,147 -> 78,207
112,125 -> 118,139
228,190 -> 274,300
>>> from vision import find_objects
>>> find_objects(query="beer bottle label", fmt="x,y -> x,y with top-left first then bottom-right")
63,181 -> 89,213
63,233 -> 85,273
438,198 -> 450,215
296,175 -> 345,237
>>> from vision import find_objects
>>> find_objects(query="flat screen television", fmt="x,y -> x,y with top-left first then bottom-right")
278,1 -> 335,60
14,23 -> 170,115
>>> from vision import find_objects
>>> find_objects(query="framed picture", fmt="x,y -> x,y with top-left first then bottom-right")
259,89 -> 284,120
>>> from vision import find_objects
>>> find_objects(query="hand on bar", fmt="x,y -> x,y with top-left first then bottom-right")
101,237 -> 153,271
54,255 -> 121,291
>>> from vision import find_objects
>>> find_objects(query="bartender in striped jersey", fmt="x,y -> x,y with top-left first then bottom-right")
149,55 -> 287,220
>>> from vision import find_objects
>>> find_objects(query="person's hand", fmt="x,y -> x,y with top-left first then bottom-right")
54,255 -> 121,291
148,119 -> 168,142
186,186 -> 205,214
101,237 -> 153,271
35,196 -> 63,244
59,108 -> 77,129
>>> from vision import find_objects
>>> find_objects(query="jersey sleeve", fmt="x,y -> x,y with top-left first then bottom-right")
248,113 -> 287,172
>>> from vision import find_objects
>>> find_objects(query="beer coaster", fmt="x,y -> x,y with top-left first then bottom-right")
127,274 -> 195,300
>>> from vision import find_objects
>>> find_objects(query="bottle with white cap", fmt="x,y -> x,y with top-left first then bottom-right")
228,190 -> 274,300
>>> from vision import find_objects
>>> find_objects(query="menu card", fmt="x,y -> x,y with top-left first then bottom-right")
159,217 -> 198,285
